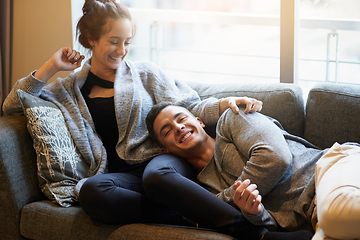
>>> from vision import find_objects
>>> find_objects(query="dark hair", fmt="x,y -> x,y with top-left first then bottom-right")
76,0 -> 136,49
146,102 -> 174,147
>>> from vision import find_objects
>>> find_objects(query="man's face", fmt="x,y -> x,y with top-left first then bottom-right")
153,106 -> 207,157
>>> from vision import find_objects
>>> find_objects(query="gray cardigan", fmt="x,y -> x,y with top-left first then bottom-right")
3,59 -> 221,190
197,109 -> 326,232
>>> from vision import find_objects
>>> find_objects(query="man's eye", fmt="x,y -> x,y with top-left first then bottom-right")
179,117 -> 187,122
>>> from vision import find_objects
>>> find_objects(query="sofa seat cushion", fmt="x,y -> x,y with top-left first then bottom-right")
20,200 -> 121,240
108,223 -> 234,240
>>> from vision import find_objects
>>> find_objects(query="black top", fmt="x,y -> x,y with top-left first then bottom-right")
81,71 -> 147,175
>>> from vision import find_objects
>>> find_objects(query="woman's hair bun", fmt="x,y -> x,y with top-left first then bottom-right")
82,0 -> 93,15
82,0 -> 113,15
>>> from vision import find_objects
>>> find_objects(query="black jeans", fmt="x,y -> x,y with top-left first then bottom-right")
143,153 -> 267,240
78,159 -> 181,224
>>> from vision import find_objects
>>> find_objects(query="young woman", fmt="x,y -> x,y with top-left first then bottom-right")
2,0 -> 263,229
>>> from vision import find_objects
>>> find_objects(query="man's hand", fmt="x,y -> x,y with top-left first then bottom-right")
233,179 -> 263,215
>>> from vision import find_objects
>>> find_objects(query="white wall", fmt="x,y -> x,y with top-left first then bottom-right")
12,0 -> 73,85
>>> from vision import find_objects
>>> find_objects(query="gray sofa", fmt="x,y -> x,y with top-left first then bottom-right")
1,81 -> 360,240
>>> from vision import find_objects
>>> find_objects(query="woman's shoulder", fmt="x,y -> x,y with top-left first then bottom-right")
126,60 -> 163,74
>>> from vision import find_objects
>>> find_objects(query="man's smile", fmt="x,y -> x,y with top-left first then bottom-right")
180,131 -> 192,143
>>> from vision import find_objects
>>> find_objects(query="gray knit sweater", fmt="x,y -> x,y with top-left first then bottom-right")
3,59 -> 220,185
197,109 -> 326,232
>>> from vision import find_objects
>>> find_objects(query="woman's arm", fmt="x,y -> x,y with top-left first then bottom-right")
34,47 -> 84,82
142,62 -> 263,126
2,48 -> 84,115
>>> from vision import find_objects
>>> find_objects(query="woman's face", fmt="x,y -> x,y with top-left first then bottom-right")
89,18 -> 133,78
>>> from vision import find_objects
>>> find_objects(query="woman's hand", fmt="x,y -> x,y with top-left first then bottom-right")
34,47 -> 85,82
219,97 -> 263,115
233,179 -> 263,215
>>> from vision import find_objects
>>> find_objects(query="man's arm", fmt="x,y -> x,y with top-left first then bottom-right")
216,109 -> 292,196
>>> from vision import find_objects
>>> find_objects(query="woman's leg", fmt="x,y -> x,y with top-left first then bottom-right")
315,143 -> 360,239
78,172 -> 180,224
143,153 -> 267,239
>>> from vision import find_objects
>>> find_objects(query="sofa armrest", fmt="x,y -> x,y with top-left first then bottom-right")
0,115 -> 43,240
186,82 -> 305,137
305,82 -> 360,149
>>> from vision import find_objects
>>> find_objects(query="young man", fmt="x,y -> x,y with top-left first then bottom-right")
145,102 -> 360,240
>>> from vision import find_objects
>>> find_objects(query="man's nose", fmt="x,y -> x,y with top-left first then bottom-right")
176,125 -> 185,133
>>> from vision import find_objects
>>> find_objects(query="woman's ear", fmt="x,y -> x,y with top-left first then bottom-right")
88,39 -> 96,48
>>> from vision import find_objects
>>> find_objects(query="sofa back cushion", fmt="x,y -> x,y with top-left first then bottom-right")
305,83 -> 360,149
186,82 -> 305,138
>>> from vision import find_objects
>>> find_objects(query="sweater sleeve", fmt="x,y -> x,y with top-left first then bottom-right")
216,177 -> 278,230
242,205 -> 278,230
216,109 -> 292,196
173,78 -> 221,125
2,71 -> 47,115
140,61 -> 221,125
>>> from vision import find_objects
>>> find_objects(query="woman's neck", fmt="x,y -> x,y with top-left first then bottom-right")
90,60 -> 117,82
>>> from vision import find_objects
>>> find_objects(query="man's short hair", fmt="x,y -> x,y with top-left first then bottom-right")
146,102 -> 174,147
146,102 -> 194,147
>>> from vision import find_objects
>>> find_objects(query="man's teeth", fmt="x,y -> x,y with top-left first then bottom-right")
181,132 -> 191,143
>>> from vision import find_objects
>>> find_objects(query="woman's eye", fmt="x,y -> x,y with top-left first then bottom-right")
125,42 -> 131,45
110,41 -> 118,45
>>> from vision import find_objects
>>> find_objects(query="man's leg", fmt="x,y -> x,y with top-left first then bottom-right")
143,153 -> 279,240
315,143 -> 360,239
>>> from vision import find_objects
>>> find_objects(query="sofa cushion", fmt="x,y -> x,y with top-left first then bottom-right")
304,83 -> 360,149
17,90 -> 88,207
20,200 -> 121,240
186,82 -> 305,138
108,223 -> 234,240
0,115 -> 41,240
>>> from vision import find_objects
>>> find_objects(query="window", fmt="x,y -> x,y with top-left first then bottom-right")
298,0 -> 360,96
122,0 -> 281,84
71,0 -> 360,96
72,0 -> 281,84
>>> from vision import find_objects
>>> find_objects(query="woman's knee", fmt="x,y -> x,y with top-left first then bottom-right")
78,175 -> 108,209
79,176 -> 99,199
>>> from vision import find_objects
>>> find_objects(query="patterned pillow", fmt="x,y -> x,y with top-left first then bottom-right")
17,90 -> 88,207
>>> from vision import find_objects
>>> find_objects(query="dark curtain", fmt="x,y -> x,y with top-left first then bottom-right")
0,0 -> 12,116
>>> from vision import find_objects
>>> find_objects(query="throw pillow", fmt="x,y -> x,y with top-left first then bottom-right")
17,90 -> 88,207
